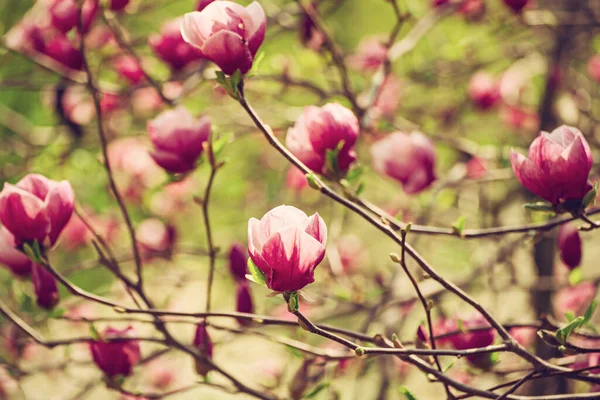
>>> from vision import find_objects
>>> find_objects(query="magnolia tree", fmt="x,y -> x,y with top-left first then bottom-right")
1,0 -> 600,399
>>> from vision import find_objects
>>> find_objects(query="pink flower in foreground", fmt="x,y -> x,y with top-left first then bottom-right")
31,264 -> 59,309
348,37 -> 387,71
150,18 -> 204,71
510,126 -> 593,207
0,228 -> 32,277
248,205 -> 327,292
371,132 -> 437,195
286,103 -> 359,175
0,174 -> 74,246
196,0 -> 216,11
557,223 -> 582,270
147,107 -> 211,174
588,55 -> 600,83
468,72 -> 500,110
181,1 -> 267,75
89,326 -> 141,378
503,0 -> 529,13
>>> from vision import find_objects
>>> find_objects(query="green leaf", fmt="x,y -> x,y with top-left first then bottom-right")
564,311 -> 576,323
355,182 -> 366,196
287,291 -> 299,313
47,308 -> 66,319
569,267 -> 582,286
583,299 -> 597,325
556,316 -> 584,344
524,202 -> 554,212
247,258 -> 267,286
303,382 -> 330,399
325,148 -> 340,177
212,133 -> 232,159
399,386 -> 418,400
582,182 -> 598,209
90,323 -> 100,341
345,166 -> 365,184
452,216 -> 466,236
22,242 -> 42,264
305,172 -> 321,190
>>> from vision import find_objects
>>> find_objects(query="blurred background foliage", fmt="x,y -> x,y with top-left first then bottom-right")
0,0 -> 600,399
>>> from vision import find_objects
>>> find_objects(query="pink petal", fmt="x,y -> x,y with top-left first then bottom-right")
181,12 -> 207,50
45,181 -> 75,246
244,1 -> 266,55
304,212 -> 327,245
16,174 -> 52,200
200,30 -> 253,74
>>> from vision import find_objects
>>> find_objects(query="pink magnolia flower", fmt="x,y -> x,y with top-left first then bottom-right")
236,283 -> 254,326
228,243 -> 248,281
371,132 -> 437,195
181,1 -> 267,75
193,321 -> 214,376
42,31 -> 83,70
61,213 -> 119,251
298,1 -> 324,51
196,0 -> 216,11
501,105 -> 539,132
468,72 -> 500,110
285,103 -> 360,175
510,126 -> 593,206
31,264 -> 59,309
348,37 -> 387,71
509,326 -> 537,348
555,282 -> 596,317
446,314 -> 495,368
0,174 -> 74,246
360,75 -> 402,120
587,55 -> 600,83
90,327 -> 141,378
114,55 -> 145,84
150,18 -> 204,71
0,228 -> 32,277
466,157 -> 488,179
100,93 -> 125,114
557,223 -> 582,270
49,0 -> 79,33
459,0 -> 485,19
503,0 -> 529,13
147,107 -> 211,174
248,205 -> 327,292
136,219 -> 176,260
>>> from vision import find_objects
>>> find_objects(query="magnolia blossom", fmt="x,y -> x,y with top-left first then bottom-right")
371,132 -> 437,195
555,282 -> 596,317
468,72 -> 500,110
248,205 -> 327,292
437,314 -> 495,368
147,107 -> 211,174
89,326 -> 141,378
150,18 -> 204,71
193,321 -> 214,376
136,218 -> 176,260
286,103 -> 359,175
0,228 -> 32,277
510,126 -> 593,206
348,37 -> 387,71
0,174 -> 74,246
236,283 -> 254,326
285,167 -> 309,193
588,55 -> 600,83
114,55 -> 145,84
557,223 -> 582,270
31,264 -> 59,309
181,1 -> 267,74
228,243 -> 248,281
